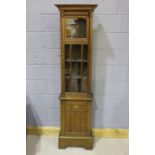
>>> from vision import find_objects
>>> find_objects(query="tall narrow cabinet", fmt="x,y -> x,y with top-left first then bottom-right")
55,4 -> 97,149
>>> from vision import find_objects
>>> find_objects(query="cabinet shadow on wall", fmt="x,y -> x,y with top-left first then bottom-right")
26,95 -> 42,155
92,24 -> 115,130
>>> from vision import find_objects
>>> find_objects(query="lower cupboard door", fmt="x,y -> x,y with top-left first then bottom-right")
65,109 -> 89,136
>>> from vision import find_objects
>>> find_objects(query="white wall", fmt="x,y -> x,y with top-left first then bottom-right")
26,0 -> 129,128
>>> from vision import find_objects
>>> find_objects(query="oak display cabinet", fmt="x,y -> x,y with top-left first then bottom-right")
55,4 -> 97,149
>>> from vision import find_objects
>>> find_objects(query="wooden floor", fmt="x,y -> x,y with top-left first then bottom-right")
26,135 -> 128,155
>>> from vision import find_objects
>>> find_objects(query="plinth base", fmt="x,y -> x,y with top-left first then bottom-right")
59,133 -> 94,150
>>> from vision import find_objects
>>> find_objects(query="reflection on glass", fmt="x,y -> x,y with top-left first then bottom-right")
66,18 -> 86,38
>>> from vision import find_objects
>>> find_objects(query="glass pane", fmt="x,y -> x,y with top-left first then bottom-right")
83,62 -> 88,78
81,61 -> 88,92
65,79 -> 81,92
65,45 -> 70,60
65,79 -> 69,92
71,79 -> 81,92
81,79 -> 87,92
66,18 -> 87,38
72,45 -> 81,60
65,62 -> 70,77
83,45 -> 88,61
72,62 -> 81,77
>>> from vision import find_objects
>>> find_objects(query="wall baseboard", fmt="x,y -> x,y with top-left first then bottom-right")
26,126 -> 128,138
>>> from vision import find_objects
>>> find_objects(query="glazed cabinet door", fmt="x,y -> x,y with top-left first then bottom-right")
64,44 -> 88,93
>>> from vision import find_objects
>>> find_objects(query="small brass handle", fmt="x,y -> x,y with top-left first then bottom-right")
73,105 -> 79,109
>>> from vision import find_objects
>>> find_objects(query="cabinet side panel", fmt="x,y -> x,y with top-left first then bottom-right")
87,103 -> 92,135
60,101 -> 66,134
60,12 -> 65,94
88,12 -> 92,95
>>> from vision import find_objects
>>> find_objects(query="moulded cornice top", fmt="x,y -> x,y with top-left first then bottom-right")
55,4 -> 98,11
